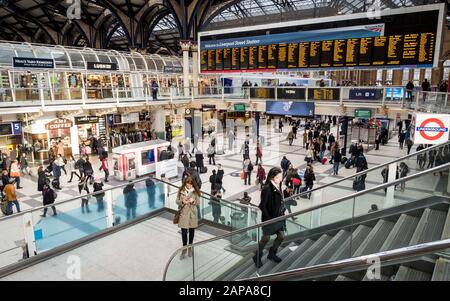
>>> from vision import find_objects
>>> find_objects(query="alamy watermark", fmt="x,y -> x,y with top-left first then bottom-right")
66,0 -> 81,20
366,256 -> 381,280
66,255 -> 81,280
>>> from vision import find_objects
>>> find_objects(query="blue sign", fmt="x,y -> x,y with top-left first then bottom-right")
266,101 -> 314,117
34,229 -> 43,241
349,89 -> 382,100
386,88 -> 404,100
13,57 -> 54,69
11,122 -> 22,135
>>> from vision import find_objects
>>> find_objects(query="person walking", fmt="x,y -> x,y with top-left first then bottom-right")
253,167 -> 285,268
209,169 -> 220,193
243,158 -> 253,185
278,119 -> 283,133
406,81 -> 414,102
41,183 -> 57,217
217,164 -> 225,194
287,130 -> 294,146
207,143 -> 216,165
78,177 -> 91,213
67,155 -> 80,183
283,184 -> 298,220
4,178 -> 20,215
123,182 -> 138,220
9,160 -> 22,189
176,176 -> 201,259
255,142 -> 263,165
192,134 -> 199,153
398,131 -> 406,150
93,178 -> 105,212
177,142 -> 184,161
421,78 -> 431,101
151,80 -> 159,100
99,157 -> 109,182
280,156 -> 290,179
240,141 -> 250,160
304,165 -> 316,199
303,131 -> 308,149
398,162 -> 410,192
333,149 -> 342,176
83,156 -> 94,185
195,150 -> 204,173
37,165 -> 47,192
184,139 -> 192,158
305,146 -> 314,165
19,153 -> 31,176
256,164 -> 266,190
406,137 -> 414,155
291,169 -> 302,195
76,156 -> 85,178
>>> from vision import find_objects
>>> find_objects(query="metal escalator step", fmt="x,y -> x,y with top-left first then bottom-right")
380,214 -> 420,252
220,254 -> 259,281
306,230 -> 351,267
231,250 -> 268,280
409,208 -> 447,245
362,274 -> 391,281
286,234 -> 332,271
328,225 -> 372,262
258,242 -> 298,276
440,207 -> 450,240
394,266 -> 432,281
270,239 -> 315,274
335,275 -> 356,281
432,258 -> 450,281
353,219 -> 395,257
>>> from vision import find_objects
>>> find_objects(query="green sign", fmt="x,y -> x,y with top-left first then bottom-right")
355,110 -> 371,118
234,104 -> 246,112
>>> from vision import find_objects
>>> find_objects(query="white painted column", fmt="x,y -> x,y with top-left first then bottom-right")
153,108 -> 166,140
191,43 -> 199,97
23,213 -> 36,257
385,162 -> 398,208
105,189 -> 114,228
180,41 -> 191,98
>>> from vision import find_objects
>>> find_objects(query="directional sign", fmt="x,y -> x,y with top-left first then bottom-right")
414,114 -> 450,144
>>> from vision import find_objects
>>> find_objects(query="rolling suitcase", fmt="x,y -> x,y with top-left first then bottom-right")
0,200 -> 8,215
52,178 -> 60,189
341,157 -> 347,164
321,157 -> 328,165
200,166 -> 208,174
345,159 -> 353,169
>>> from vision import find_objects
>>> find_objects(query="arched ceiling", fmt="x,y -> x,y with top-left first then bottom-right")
0,0 -> 446,54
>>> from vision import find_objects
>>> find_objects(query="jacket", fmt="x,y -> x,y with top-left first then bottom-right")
176,188 -> 200,229
195,152 -> 204,168
123,186 -> 138,208
256,145 -> 262,157
4,183 -> 16,201
259,182 -> 285,235
42,187 -> 56,206
287,132 -> 294,139
10,162 -> 20,177
304,170 -> 316,186
280,158 -> 290,171
256,167 -> 266,180
217,169 -> 224,182
84,161 -> 93,174
209,174 -> 220,190
181,156 -> 190,168
37,170 -> 46,192
52,162 -> 61,178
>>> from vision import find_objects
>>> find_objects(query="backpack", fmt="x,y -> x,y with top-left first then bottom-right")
292,177 -> 301,186
248,162 -> 254,172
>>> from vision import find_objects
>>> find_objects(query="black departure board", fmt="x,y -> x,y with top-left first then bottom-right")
231,48 -> 240,70
200,50 -> 208,71
321,40 -> 333,67
223,48 -> 231,70
346,39 -> 359,66
418,32 -> 435,64
333,40 -> 346,67
248,46 -> 258,69
278,43 -> 288,69
207,49 -> 216,70
298,42 -> 310,68
288,43 -> 299,68
359,37 -> 373,66
258,45 -> 268,69
387,35 -> 403,65
267,44 -> 278,69
402,33 -> 419,65
215,49 -> 223,70
372,36 -> 387,65
240,47 -> 249,69
310,42 -> 321,68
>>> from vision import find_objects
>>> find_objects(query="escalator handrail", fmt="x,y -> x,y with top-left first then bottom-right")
241,238 -> 450,281
284,140 -> 450,203
162,161 -> 450,280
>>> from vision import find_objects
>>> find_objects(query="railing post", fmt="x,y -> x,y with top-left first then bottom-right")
415,90 -> 420,111
339,87 -> 343,105
385,162 -> 397,208
105,190 -> 114,228
381,88 -> 386,107
275,86 -> 278,100
23,212 -> 36,258
305,87 -> 309,102
445,93 -> 448,109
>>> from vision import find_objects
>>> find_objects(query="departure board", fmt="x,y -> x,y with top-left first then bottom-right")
418,32 -> 435,64
240,47 -> 249,69
207,49 -> 216,70
223,48 -> 231,70
320,40 -> 333,67
359,37 -> 373,66
402,33 -> 419,65
346,39 -> 359,66
267,44 -> 278,69
309,42 -> 321,68
200,50 -> 208,71
278,43 -> 288,69
288,43 -> 299,68
215,49 -> 223,70
372,36 -> 387,65
231,48 -> 240,70
248,46 -> 258,69
298,42 -> 310,68
333,40 -> 346,67
258,45 -> 268,69
387,35 -> 403,65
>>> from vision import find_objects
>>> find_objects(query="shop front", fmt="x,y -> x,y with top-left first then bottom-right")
0,121 -> 23,157
45,118 -> 74,159
165,109 -> 185,140
74,116 -> 107,155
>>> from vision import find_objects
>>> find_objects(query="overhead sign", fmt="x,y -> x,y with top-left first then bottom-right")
234,104 -> 246,112
266,101 -> 314,117
349,89 -> 382,100
87,62 -> 117,71
11,122 -> 22,135
13,57 -> 54,69
74,116 -> 101,125
414,114 -> 450,144
355,110 -> 372,118
163,65 -> 183,73
45,118 -> 73,130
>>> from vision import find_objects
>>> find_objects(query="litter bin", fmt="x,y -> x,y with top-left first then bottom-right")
230,211 -> 248,244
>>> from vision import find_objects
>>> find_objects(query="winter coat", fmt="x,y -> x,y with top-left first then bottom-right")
181,156 -> 190,168
37,170 -> 47,192
42,187 -> 56,206
280,158 -> 290,171
217,169 -> 224,183
176,188 -> 200,229
256,166 -> 266,181
304,170 -> 316,186
123,185 -> 138,208
52,162 -> 61,178
195,152 -> 204,168
259,182 -> 285,235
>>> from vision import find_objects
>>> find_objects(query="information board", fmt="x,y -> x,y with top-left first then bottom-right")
372,36 -> 387,65
333,40 -> 346,67
288,43 -> 299,69
299,42 -> 310,68
267,44 -> 278,69
309,42 -> 321,68
248,46 -> 258,69
402,33 -> 419,65
223,48 -> 231,70
346,39 -> 359,66
258,45 -> 268,69
321,40 -> 333,67
240,47 -> 249,69
278,43 -> 288,69
359,37 -> 373,66
215,49 -> 223,70
387,35 -> 403,65
231,48 -> 240,70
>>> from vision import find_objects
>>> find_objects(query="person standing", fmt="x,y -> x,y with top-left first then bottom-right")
4,178 -> 20,215
123,182 -> 138,220
333,149 -> 342,176
398,131 -> 406,150
181,154 -> 190,172
76,156 -> 85,178
83,157 -> 94,185
243,158 -> 253,186
195,150 -> 204,173
256,142 -> 263,165
256,164 -> 266,190
278,119 -> 283,133
287,130 -> 294,146
303,131 -> 308,149
177,142 -> 184,161
176,176 -> 201,259
207,144 -> 216,165
37,165 -> 47,192
78,177 -> 91,213
240,141 -> 250,160
421,78 -> 431,101
151,80 -> 159,100
406,138 -> 414,155
292,125 -> 298,139
9,160 -> 22,189
192,134 -> 199,153
68,156 -> 80,183
19,153 -> 31,176
280,156 -> 290,179
406,81 -> 414,102
304,165 -> 316,199
41,183 -> 57,217
93,179 -> 105,212
253,167 -> 285,268
209,169 -> 220,193
57,140 -> 64,158
217,164 -> 225,194
99,157 -> 109,182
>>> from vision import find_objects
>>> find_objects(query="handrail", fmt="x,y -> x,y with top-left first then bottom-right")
241,238 -> 450,281
283,140 -> 450,202
162,161 -> 450,280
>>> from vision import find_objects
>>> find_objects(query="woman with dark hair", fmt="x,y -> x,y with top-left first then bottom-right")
253,167 -> 286,268
37,165 -> 47,192
176,176 -> 201,259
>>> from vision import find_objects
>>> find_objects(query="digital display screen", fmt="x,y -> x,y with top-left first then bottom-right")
418,32 -> 435,64
267,44 -> 278,69
278,43 -> 288,69
207,50 -> 216,70
248,46 -> 258,69
402,33 -> 419,65
240,47 -> 249,69
215,49 -> 223,70
299,42 -> 310,68
359,37 -> 373,66
346,38 -> 359,66
320,40 -> 333,67
223,48 -> 231,70
258,45 -> 268,69
231,48 -> 240,70
288,43 -> 299,68
333,40 -> 346,67
387,35 -> 403,65
372,36 -> 387,65
200,50 -> 208,71
309,42 -> 321,68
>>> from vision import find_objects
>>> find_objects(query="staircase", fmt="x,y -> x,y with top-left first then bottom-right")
215,201 -> 450,281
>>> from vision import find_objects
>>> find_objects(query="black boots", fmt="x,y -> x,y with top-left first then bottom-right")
267,247 -> 282,263
252,253 -> 263,268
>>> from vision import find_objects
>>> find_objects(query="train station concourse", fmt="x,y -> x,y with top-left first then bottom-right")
0,0 -> 449,285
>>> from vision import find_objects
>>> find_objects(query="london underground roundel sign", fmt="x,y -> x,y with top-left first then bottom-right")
414,114 -> 450,145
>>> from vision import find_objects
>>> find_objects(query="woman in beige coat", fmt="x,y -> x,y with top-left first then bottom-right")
176,176 -> 201,259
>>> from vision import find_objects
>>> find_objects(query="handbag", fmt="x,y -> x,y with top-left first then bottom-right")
240,170 -> 245,180
173,204 -> 186,224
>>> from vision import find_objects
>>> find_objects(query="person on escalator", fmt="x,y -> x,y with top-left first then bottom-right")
253,167 -> 285,268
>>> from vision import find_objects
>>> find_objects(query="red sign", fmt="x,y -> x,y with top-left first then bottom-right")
45,118 -> 73,130
417,118 -> 447,141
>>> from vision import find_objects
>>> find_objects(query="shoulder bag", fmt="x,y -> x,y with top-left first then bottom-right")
173,203 -> 186,224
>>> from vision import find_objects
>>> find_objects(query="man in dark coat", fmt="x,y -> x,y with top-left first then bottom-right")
41,183 -> 57,217
195,150 -> 204,173
124,182 -> 138,220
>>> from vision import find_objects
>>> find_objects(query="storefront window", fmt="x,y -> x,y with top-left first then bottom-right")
52,49 -> 71,68
141,149 -> 155,165
0,45 -> 15,66
86,74 -> 113,99
67,50 -> 85,69
50,72 -> 70,100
